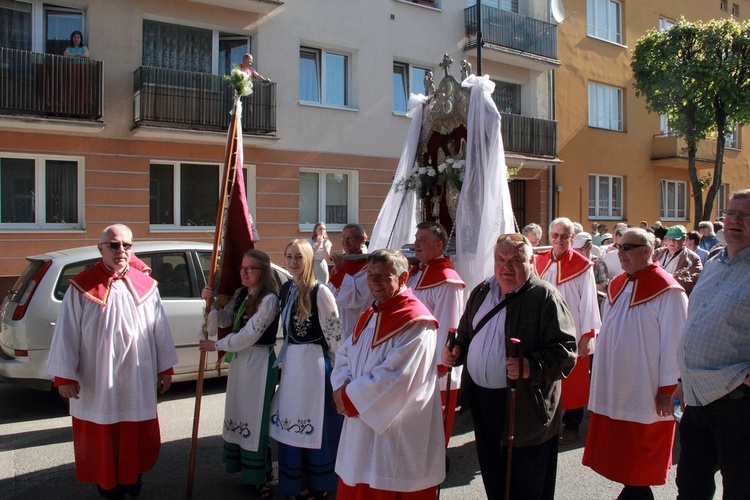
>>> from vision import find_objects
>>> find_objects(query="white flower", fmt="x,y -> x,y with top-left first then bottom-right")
418,167 -> 427,175
438,163 -> 448,173
453,160 -> 466,170
426,167 -> 436,177
445,158 -> 455,165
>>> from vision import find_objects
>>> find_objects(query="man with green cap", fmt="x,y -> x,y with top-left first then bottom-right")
652,225 -> 703,295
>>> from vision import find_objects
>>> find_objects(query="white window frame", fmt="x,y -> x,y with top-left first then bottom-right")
589,174 -> 623,220
660,180 -> 687,221
148,162 -> 255,231
299,46 -> 352,109
298,168 -> 358,232
1,1 -> 87,53
716,183 -> 728,219
725,124 -> 739,149
392,61 -> 431,114
588,82 -> 623,131
0,153 -> 84,230
587,0 -> 622,45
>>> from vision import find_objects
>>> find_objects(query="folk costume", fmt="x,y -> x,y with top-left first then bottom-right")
206,287 -> 280,487
46,261 -> 178,491
407,256 -> 466,443
328,256 -> 371,339
331,288 -> 445,497
270,281 -> 344,497
583,263 -> 687,487
534,246 -> 601,411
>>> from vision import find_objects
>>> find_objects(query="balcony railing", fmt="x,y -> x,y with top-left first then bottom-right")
133,66 -> 276,135
0,48 -> 103,120
501,113 -> 557,157
464,5 -> 557,60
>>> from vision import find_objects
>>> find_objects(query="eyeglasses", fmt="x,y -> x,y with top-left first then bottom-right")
496,233 -> 531,247
101,241 -> 133,251
724,210 -> 750,221
240,266 -> 262,274
614,243 -> 648,252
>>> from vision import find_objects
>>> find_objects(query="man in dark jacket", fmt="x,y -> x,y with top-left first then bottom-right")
443,233 -> 577,500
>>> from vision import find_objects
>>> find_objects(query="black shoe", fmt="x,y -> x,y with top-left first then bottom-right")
125,474 -> 143,497
97,484 -> 126,499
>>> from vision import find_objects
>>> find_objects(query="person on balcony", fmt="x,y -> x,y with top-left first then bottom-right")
239,53 -> 270,82
63,31 -> 90,59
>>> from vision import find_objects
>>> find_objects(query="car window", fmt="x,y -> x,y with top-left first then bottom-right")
139,252 -> 193,299
197,251 -> 212,285
9,260 -> 45,302
54,259 -> 99,300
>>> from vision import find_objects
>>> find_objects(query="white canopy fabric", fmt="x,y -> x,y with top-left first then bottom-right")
369,76 -> 516,292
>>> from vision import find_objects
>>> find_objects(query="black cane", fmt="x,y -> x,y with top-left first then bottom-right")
505,337 -> 522,500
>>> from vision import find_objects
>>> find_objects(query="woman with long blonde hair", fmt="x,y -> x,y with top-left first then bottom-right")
270,239 -> 344,499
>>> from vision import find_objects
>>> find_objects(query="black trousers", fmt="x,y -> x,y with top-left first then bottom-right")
470,383 -> 558,500
676,385 -> 750,500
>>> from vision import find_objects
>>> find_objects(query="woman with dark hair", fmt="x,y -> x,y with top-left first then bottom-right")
271,239 -> 344,500
199,249 -> 280,499
64,30 -> 90,58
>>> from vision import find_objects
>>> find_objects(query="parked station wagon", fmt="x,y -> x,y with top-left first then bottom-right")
0,241 -> 290,391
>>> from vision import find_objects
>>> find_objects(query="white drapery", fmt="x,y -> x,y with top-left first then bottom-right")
369,76 -> 516,292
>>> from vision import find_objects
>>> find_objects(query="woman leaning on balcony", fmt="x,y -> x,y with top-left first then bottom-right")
63,31 -> 90,59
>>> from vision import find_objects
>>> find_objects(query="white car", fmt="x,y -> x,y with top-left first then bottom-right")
0,241 -> 290,391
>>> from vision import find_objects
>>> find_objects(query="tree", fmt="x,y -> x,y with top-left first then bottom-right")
631,18 -> 750,227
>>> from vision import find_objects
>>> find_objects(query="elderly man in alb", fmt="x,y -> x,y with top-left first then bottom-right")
651,225 -> 702,295
328,223 -> 372,338
47,224 -> 178,498
332,249 -> 445,499
583,228 -> 688,500
534,217 -> 601,445
443,234 -> 577,499
407,221 -> 465,442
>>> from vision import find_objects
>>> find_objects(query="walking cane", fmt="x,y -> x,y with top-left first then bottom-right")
505,337 -> 522,500
438,328 -> 457,500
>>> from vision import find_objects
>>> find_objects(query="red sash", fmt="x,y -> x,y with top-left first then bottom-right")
607,263 -> 683,308
68,260 -> 158,307
352,289 -> 438,348
328,256 -> 368,289
409,257 -> 466,290
534,247 -> 592,284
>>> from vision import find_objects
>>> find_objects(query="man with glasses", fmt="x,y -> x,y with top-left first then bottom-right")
332,249 -> 446,498
535,217 -> 601,446
675,189 -> 750,499
47,224 -> 178,498
328,223 -> 372,339
583,228 -> 687,500
443,234 -> 576,499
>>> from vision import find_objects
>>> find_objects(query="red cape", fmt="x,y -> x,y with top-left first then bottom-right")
328,256 -> 368,289
607,263 -> 683,308
409,257 -> 466,290
534,246 -> 592,285
352,289 -> 438,348
68,260 -> 158,307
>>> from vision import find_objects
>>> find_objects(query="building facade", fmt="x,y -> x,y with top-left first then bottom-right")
555,0 -> 750,235
0,0 -> 558,287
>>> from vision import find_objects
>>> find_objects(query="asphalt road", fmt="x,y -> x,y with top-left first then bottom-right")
0,379 -> 722,499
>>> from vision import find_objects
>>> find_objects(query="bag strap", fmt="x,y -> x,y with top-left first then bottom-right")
473,280 -> 532,334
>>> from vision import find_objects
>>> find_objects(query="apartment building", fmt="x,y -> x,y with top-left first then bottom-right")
555,0 -> 750,235
0,0 -> 559,287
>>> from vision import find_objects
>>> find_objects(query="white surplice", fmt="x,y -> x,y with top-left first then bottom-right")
331,314 -> 446,492
328,267 -> 372,340
46,282 -> 178,424
589,282 -> 687,424
539,263 -> 601,345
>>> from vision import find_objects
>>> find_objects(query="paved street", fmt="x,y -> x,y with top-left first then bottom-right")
0,379 -> 721,499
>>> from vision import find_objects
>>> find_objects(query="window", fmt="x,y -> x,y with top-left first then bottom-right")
725,124 -> 739,149
465,0 -> 518,13
589,174 -> 622,219
588,83 -> 623,131
716,184 -> 728,219
660,180 -> 687,220
299,46 -> 349,107
150,163 -> 220,228
0,1 -> 31,51
0,155 -> 82,228
218,35 -> 250,75
587,0 -> 622,44
732,3 -> 739,16
142,20 -> 212,73
45,6 -> 83,55
658,18 -> 675,31
393,62 -> 431,113
659,114 -> 675,136
721,1 -> 728,12
299,170 -> 358,231
0,1 -> 85,53
491,80 -> 522,115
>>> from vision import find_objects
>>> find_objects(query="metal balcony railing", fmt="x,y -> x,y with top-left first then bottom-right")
0,48 -> 103,119
133,66 -> 276,135
464,4 -> 558,60
501,113 -> 557,157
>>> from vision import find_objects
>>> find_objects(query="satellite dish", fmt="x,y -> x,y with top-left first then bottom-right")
551,0 -> 565,24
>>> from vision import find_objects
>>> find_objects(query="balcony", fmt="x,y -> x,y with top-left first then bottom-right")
651,134 -> 716,170
501,113 -> 557,157
464,5 -> 559,70
0,48 -> 103,120
133,66 -> 276,136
